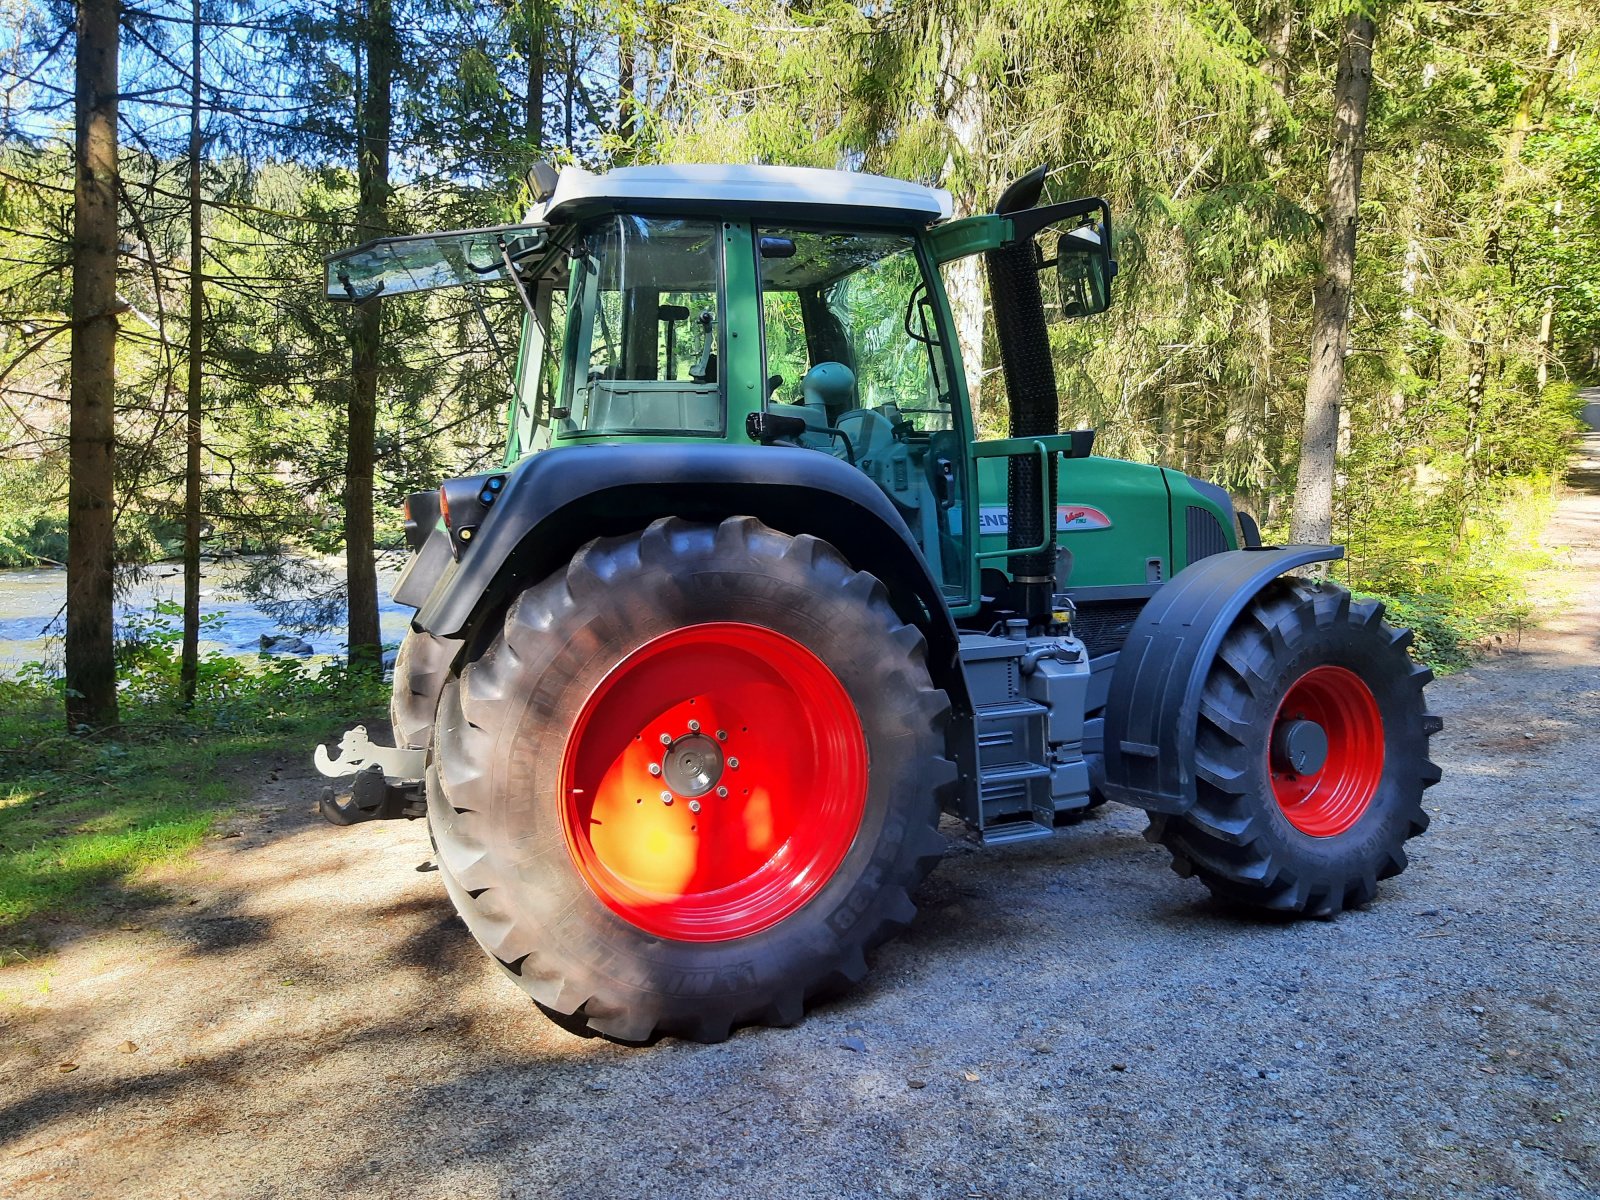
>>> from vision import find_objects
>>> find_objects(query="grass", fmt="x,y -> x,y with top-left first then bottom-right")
0,646 -> 385,963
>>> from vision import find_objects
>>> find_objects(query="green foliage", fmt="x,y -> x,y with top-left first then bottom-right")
0,458 -> 67,566
0,0 -> 1593,762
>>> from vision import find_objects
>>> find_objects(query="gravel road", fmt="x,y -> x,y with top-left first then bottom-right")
3,432 -> 1598,1200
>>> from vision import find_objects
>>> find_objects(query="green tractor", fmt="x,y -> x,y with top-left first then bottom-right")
314,163 -> 1441,1043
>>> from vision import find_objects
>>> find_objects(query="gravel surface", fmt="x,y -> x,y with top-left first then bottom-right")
3,432 -> 1598,1200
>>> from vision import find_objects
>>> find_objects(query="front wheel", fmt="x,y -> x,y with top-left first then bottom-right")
428,516 -> 952,1042
1145,578 -> 1441,917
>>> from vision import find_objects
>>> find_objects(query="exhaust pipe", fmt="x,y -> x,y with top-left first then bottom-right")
985,167 -> 1059,625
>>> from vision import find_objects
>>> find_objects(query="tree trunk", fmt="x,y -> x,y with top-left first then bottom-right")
66,0 -> 121,730
1537,199 -> 1560,390
180,0 -> 203,707
939,28 -> 985,420
1467,16 -> 1560,459
1252,3 -> 1294,162
563,16 -> 575,149
525,0 -> 546,150
1289,12 -> 1375,546
617,10 -> 637,157
346,0 -> 392,670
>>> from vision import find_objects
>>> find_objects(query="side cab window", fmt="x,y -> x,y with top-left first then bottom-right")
756,227 -> 969,598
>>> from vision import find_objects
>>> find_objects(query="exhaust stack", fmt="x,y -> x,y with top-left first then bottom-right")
985,167 -> 1059,625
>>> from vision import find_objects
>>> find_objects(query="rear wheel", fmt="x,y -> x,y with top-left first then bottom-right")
1145,578 -> 1441,917
428,516 -> 952,1042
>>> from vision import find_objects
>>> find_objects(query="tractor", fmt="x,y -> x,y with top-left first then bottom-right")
313,163 -> 1442,1043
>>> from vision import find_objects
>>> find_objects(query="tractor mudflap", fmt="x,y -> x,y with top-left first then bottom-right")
313,724 -> 427,826
319,766 -> 426,826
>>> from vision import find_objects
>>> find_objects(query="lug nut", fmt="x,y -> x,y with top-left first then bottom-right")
716,786 -> 728,798
715,729 -> 727,741
647,763 -> 662,776
727,757 -> 739,769
689,800 -> 702,814
660,791 -> 673,804
688,719 -> 701,732
659,733 -> 672,745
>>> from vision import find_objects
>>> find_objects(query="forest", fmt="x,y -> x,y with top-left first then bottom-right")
0,0 -> 1595,871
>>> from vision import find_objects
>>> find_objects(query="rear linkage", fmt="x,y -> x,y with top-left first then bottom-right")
313,726 -> 426,825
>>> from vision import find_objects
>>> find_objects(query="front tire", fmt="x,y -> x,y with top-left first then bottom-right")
1145,578 -> 1441,917
428,516 -> 952,1042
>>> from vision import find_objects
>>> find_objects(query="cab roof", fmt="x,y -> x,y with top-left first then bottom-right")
529,164 -> 954,227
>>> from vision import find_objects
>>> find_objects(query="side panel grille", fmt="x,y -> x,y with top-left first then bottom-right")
1072,600 -> 1147,658
1185,505 -> 1230,563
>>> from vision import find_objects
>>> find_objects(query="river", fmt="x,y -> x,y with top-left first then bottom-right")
0,557 -> 414,670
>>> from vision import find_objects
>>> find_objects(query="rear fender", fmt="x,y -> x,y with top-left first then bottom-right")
406,443 -> 971,716
1100,545 -> 1344,814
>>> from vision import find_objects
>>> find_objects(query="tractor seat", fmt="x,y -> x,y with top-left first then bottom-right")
801,361 -> 855,424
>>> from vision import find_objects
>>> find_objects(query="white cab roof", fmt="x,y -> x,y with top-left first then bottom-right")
530,164 -> 953,226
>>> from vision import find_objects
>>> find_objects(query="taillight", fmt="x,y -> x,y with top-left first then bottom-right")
438,486 -> 452,529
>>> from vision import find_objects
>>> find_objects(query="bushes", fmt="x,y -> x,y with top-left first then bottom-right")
1340,467 -> 1563,674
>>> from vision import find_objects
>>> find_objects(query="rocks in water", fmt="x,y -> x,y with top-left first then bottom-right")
259,633 -> 314,655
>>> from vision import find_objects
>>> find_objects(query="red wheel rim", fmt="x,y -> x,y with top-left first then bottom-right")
1268,664 -> 1384,837
559,622 -> 868,941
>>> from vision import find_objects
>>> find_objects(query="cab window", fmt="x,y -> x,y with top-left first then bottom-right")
758,229 -> 953,430
556,216 -> 723,437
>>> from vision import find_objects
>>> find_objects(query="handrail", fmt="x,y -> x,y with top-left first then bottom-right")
973,438 -> 1056,563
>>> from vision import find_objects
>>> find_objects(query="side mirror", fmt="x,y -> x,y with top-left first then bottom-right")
1051,222 -> 1114,317
1005,194 -> 1118,319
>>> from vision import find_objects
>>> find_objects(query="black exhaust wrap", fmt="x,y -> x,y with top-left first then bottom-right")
984,233 -> 1059,624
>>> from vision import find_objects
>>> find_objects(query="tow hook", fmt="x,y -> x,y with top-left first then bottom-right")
318,767 -> 425,826
314,725 -> 428,826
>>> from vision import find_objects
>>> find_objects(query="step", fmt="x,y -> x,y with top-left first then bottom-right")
975,699 -> 1049,721
979,818 -> 1054,847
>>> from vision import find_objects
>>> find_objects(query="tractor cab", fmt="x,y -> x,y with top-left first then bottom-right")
326,163 -> 1121,614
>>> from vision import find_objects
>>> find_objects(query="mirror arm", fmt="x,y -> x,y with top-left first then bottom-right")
335,270 -> 385,305
499,240 -> 539,321
1005,196 -> 1110,243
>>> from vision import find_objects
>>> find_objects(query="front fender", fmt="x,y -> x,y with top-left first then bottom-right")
1100,544 -> 1344,814
407,443 -> 968,712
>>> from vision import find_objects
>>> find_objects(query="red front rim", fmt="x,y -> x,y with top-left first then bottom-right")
1269,664 -> 1385,837
559,622 -> 868,942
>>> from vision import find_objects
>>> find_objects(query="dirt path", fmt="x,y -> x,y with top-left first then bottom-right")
3,434 -> 1598,1200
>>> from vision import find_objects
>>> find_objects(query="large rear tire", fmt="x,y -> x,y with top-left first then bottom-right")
1145,578 -> 1441,917
428,516 -> 952,1042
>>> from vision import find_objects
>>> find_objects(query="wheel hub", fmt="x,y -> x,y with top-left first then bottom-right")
661,733 -> 724,797
1271,718 -> 1329,776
